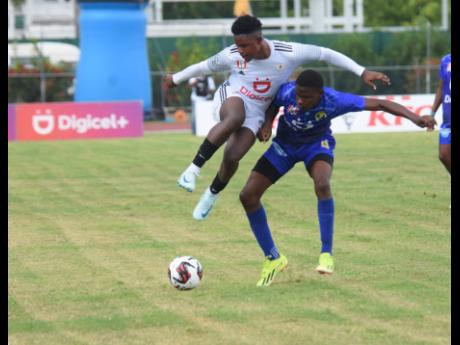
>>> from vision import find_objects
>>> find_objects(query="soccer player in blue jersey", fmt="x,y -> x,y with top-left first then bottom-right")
430,54 -> 451,177
239,69 -> 436,287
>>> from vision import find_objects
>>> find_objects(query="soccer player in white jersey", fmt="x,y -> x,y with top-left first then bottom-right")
164,15 -> 390,220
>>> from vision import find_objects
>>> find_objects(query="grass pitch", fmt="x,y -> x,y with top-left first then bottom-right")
8,131 -> 450,345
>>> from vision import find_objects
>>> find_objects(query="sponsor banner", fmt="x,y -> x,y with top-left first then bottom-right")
194,94 -> 440,137
15,101 -> 143,141
8,104 -> 16,141
273,94 -> 441,135
329,94 -> 441,134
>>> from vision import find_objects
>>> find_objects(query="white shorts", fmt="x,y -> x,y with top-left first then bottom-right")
212,81 -> 266,135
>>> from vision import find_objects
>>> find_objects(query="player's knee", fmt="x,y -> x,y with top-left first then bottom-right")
439,152 -> 450,164
223,112 -> 245,130
239,188 -> 258,210
223,148 -> 243,165
314,179 -> 331,198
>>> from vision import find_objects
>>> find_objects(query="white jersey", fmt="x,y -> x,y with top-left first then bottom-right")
173,39 -> 365,134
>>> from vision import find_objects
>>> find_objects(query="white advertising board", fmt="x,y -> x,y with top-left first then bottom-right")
193,94 -> 442,137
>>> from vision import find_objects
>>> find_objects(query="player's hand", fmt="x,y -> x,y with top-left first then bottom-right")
164,74 -> 178,89
416,115 -> 437,130
361,70 -> 391,91
257,122 -> 272,142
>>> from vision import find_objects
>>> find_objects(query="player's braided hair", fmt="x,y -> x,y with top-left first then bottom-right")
296,70 -> 324,89
231,15 -> 262,35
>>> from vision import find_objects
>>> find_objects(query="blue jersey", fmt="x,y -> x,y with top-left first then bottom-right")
439,54 -> 451,126
273,82 -> 365,145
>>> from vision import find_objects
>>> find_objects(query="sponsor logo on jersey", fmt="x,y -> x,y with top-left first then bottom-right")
315,111 -> 327,121
236,60 -> 247,75
240,86 -> 273,102
286,104 -> 299,115
321,140 -> 330,149
252,78 -> 272,93
447,62 -> 451,72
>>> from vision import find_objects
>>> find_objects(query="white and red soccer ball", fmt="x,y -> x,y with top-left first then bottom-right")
168,256 -> 203,290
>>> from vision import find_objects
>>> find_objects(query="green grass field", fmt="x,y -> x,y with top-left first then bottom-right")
8,131 -> 451,345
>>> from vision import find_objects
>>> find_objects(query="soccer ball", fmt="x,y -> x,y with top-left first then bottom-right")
168,256 -> 203,290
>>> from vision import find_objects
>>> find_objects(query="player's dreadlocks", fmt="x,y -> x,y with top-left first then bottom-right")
296,70 -> 324,89
231,15 -> 262,36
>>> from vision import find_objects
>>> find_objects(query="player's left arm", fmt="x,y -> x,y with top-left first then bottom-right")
294,43 -> 391,90
257,101 -> 280,142
431,79 -> 443,116
364,98 -> 437,129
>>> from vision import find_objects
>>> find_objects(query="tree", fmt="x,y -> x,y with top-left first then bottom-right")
11,0 -> 26,9
364,0 -> 449,27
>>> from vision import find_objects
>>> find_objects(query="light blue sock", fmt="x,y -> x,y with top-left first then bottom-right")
247,206 -> 280,260
318,198 -> 334,254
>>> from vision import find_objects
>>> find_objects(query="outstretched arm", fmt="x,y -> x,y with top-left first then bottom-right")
364,98 -> 436,129
164,61 -> 211,89
320,47 -> 391,90
164,49 -> 233,89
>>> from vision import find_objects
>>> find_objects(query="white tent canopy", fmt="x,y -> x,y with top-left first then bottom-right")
8,41 -> 80,65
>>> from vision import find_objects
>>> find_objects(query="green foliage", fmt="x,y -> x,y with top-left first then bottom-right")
11,0 -> 26,8
163,2 -> 234,19
364,0 -> 448,27
8,59 -> 74,103
164,37 -> 220,107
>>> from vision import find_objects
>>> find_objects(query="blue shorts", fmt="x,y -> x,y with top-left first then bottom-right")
439,123 -> 451,145
259,134 -> 336,181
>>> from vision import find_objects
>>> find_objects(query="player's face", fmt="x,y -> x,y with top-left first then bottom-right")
234,34 -> 263,62
295,86 -> 323,111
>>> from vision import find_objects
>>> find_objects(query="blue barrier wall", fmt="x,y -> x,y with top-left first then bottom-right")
75,1 -> 152,114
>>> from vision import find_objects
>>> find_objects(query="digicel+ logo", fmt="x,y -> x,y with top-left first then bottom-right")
32,110 -> 130,135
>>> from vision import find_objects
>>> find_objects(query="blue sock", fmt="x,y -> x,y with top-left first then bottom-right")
318,198 -> 334,254
246,206 -> 280,260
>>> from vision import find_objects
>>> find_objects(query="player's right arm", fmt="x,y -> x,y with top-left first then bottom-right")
364,98 -> 436,129
164,48 -> 233,89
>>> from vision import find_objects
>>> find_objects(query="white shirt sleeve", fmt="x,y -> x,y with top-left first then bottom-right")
172,61 -> 211,85
172,48 -> 233,85
292,43 -> 365,77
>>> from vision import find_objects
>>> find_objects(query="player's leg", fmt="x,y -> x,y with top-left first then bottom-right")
192,126 -> 256,220
309,158 -> 335,275
240,147 -> 294,286
213,126 -> 256,192
178,94 -> 245,192
438,124 -> 451,207
439,144 -> 451,174
438,124 -> 451,175
304,136 -> 336,275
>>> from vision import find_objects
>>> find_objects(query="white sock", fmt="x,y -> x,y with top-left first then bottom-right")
187,163 -> 201,175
